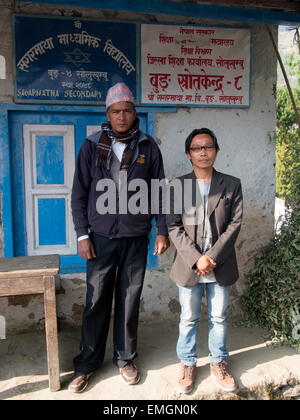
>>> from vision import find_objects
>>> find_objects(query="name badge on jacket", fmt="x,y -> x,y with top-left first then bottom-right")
136,154 -> 146,164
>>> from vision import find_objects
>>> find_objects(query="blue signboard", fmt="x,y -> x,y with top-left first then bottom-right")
14,15 -> 137,104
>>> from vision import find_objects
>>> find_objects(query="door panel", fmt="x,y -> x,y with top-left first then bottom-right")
23,123 -> 76,256
35,135 -> 64,185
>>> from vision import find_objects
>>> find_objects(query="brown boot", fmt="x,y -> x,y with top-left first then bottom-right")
210,360 -> 237,392
177,364 -> 197,394
119,362 -> 140,385
68,371 -> 94,393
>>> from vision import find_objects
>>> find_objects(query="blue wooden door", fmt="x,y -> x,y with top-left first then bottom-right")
9,110 -> 156,272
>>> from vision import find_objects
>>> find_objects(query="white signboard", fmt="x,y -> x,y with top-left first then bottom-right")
141,24 -> 251,107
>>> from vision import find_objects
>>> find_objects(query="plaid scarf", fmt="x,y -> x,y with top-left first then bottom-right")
95,118 -> 140,171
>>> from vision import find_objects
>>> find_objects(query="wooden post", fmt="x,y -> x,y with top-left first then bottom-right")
43,275 -> 61,392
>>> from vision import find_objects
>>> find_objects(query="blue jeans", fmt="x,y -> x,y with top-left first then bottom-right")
177,282 -> 231,366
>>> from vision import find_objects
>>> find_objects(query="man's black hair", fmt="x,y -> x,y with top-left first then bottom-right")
185,128 -> 220,153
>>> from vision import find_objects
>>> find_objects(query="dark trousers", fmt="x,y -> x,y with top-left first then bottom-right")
73,233 -> 149,373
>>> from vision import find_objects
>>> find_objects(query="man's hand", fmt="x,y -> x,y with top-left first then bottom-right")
195,255 -> 216,276
153,235 -> 170,255
78,238 -> 96,260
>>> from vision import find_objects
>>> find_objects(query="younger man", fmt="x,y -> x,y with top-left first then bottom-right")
167,128 -> 243,394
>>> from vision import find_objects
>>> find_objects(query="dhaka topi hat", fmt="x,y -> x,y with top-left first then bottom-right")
105,82 -> 135,109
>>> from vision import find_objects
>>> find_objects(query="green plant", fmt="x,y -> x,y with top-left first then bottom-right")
275,86 -> 300,202
241,84 -> 300,349
276,129 -> 300,202
240,200 -> 300,351
276,86 -> 300,132
286,52 -> 300,89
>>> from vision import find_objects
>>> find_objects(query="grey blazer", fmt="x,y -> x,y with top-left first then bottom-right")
166,169 -> 243,287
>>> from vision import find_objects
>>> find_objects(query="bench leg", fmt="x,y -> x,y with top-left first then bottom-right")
43,275 -> 60,391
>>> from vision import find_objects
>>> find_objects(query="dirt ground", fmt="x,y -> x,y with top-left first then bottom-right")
0,320 -> 299,401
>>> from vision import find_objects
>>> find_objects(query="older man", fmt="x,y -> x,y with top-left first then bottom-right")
69,82 -> 169,393
167,128 -> 243,394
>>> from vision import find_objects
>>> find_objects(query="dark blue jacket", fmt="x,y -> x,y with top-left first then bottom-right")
71,129 -> 168,239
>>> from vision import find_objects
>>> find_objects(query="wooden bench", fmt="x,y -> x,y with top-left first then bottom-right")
0,255 -> 60,391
